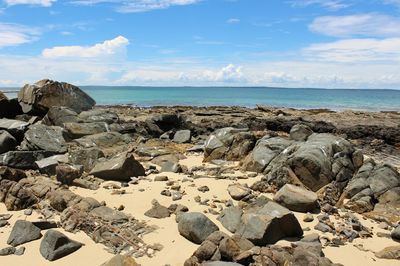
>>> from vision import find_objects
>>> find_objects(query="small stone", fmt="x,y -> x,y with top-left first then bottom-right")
101,254 -> 139,266
194,196 -> 201,202
24,209 -> 33,216
375,245 -> 400,260
391,226 -> 400,241
154,176 -> 168,182
303,213 -> 314,223
0,220 -> 9,227
117,205 -> 125,211
161,190 -> 172,197
14,246 -> 25,256
172,191 -> 183,201
0,246 -> 16,256
198,186 -> 210,193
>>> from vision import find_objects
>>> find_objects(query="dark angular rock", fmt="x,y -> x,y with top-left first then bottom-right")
144,200 -> 171,219
0,150 -> 55,169
68,148 -> 105,172
35,154 -> 68,175
20,124 -> 67,154
0,246 -> 16,256
63,122 -> 110,138
0,118 -> 29,140
0,131 -> 17,154
290,124 -> 313,141
40,230 -> 82,261
74,132 -> 131,149
178,212 -> 219,244
218,206 -> 243,233
90,152 -> 145,181
7,220 -> 42,246
56,164 -> 83,185
42,106 -> 79,127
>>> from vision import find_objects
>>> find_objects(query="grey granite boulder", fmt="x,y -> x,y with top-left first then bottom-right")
90,152 -> 145,181
18,79 -> 95,115
173,130 -> 192,143
273,184 -> 319,212
20,124 -> 67,154
178,212 -> 219,244
40,230 -> 82,261
235,200 -> 303,245
7,220 -> 42,246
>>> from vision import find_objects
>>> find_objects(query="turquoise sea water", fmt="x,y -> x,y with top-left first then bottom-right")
3,86 -> 400,111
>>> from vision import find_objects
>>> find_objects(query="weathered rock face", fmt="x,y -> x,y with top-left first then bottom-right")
56,164 -> 83,185
90,152 -> 145,181
242,136 -> 292,173
42,106 -> 79,127
227,184 -> 252,201
204,127 -> 255,162
0,131 -> 17,154
0,166 -> 27,182
0,179 -> 39,210
74,132 -> 131,149
0,118 -> 30,140
7,220 -> 42,246
173,130 -> 192,143
146,113 -> 183,136
78,109 -> 119,124
68,148 -> 105,172
343,160 -> 400,215
40,230 -> 82,261
18,79 -> 95,115
290,124 -> 313,141
230,199 -> 303,245
273,184 -> 319,212
35,154 -> 69,175
63,122 -> 110,138
178,212 -> 219,244
0,150 -> 55,169
20,124 -> 67,154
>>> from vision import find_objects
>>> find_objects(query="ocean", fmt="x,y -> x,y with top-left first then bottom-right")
3,86 -> 400,111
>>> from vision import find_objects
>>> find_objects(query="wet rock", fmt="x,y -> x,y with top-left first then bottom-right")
101,254 -> 139,266
0,131 -> 17,154
90,152 -> 145,181
7,220 -> 42,246
290,124 -> 313,141
18,79 -> 95,115
173,130 -> 191,144
236,200 -> 303,245
0,150 -> 56,169
68,147 -> 105,172
273,184 -> 318,212
375,245 -> 400,260
144,200 -> 171,219
20,124 -> 67,154
227,184 -> 252,201
56,164 -> 83,185
40,230 -> 82,261
178,212 -> 219,244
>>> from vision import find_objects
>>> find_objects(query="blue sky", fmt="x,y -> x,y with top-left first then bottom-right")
0,0 -> 400,88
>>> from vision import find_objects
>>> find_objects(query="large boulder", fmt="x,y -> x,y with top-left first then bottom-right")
42,106 -> 79,127
173,130 -> 192,143
273,184 -> 319,212
68,148 -> 105,172
0,131 -> 17,154
40,230 -> 82,261
0,118 -> 29,140
178,212 -> 219,244
290,124 -> 313,141
0,93 -> 22,119
146,113 -> 183,136
90,152 -> 145,181
204,127 -> 255,162
35,154 -> 69,175
78,109 -> 119,124
242,136 -> 292,173
20,124 -> 67,154
18,79 -> 95,115
234,199 -> 303,245
7,220 -> 42,246
0,150 -> 55,169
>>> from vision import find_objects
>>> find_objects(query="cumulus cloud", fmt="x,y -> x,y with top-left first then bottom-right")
310,14 -> 400,38
304,38 -> 400,62
0,23 -> 40,47
4,0 -> 56,6
70,0 -> 200,13
42,35 -> 129,58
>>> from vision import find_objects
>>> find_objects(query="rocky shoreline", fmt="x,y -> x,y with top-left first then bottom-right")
0,79 -> 399,265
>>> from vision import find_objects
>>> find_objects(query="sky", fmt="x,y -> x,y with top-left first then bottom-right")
0,0 -> 400,89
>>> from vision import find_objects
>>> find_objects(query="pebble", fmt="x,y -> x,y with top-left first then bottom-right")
24,209 -> 33,216
303,213 -> 314,223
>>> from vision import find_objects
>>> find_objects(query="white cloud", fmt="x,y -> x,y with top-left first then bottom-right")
288,0 -> 350,10
200,64 -> 244,82
304,38 -> 400,62
42,35 -> 129,58
227,18 -> 240,24
70,0 -> 200,13
0,23 -> 40,47
310,14 -> 400,38
4,0 -> 56,6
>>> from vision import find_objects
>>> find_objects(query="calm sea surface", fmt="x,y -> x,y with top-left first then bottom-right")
3,86 -> 400,111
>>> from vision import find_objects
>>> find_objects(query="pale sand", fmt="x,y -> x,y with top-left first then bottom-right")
0,154 -> 399,266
